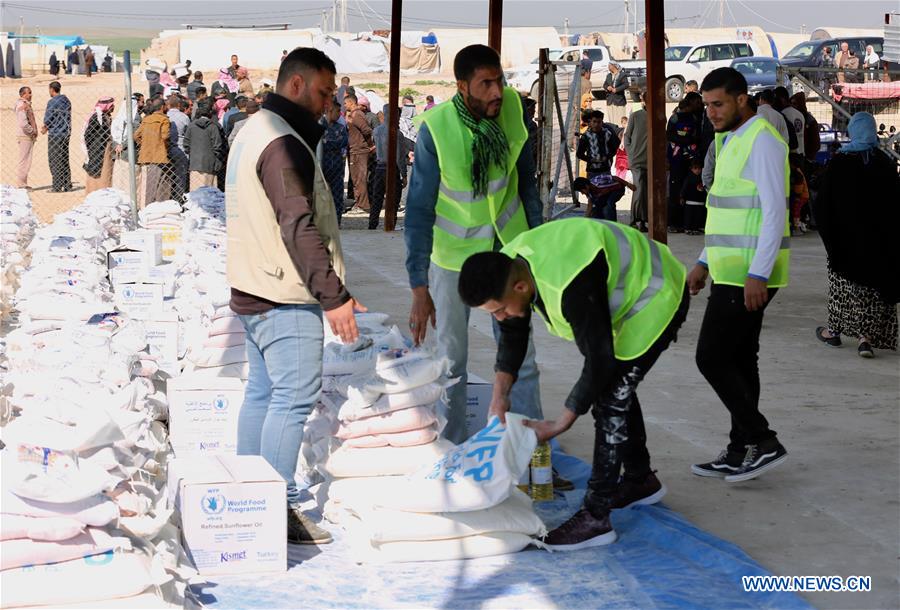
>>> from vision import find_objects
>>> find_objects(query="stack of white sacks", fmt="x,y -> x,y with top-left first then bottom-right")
174,188 -> 243,379
12,189 -> 133,324
295,315 -> 547,562
0,187 -> 37,322
138,200 -> 182,261
0,188 -> 196,607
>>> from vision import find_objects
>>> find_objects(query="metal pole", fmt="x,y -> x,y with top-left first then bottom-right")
537,49 -> 552,220
488,0 -> 503,53
123,50 -> 138,224
644,0 -> 667,243
384,0 -> 402,231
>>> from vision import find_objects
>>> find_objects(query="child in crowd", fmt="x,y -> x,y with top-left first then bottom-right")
680,157 -> 707,235
573,174 -> 634,222
789,153 -> 810,235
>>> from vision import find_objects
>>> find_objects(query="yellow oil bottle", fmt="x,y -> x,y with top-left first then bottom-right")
530,441 -> 553,501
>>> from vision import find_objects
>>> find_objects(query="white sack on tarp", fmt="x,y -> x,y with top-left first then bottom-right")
377,414 -> 537,514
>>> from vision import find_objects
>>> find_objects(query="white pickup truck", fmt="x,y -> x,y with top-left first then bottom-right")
618,40 -> 762,102
504,45 -> 612,100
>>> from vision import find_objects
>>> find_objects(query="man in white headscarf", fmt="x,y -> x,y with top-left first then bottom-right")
111,93 -> 145,192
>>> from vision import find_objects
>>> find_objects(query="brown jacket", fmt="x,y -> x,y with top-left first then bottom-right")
347,108 -> 373,154
134,111 -> 171,164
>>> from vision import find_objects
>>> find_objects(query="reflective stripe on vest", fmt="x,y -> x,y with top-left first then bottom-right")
705,234 -> 791,250
439,175 -> 510,203
500,218 -> 687,360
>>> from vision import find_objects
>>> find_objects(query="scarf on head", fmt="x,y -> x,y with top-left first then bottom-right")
218,68 -> 238,93
452,93 -> 508,198
841,112 -> 878,160
81,97 -> 114,154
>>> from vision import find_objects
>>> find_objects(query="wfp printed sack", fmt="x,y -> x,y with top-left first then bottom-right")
322,326 -> 407,376
378,414 -> 537,513
340,350 -> 450,406
0,528 -> 131,570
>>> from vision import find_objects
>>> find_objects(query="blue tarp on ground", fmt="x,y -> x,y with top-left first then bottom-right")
190,445 -> 812,609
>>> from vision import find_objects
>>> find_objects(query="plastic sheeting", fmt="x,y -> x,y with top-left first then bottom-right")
323,38 -> 390,74
190,446 -> 812,610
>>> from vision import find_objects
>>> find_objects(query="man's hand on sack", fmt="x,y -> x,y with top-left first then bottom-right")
325,298 -> 368,344
524,409 -> 577,442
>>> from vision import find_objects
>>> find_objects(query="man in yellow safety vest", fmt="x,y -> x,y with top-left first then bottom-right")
458,218 -> 689,550
404,44 -> 547,446
688,66 -> 790,483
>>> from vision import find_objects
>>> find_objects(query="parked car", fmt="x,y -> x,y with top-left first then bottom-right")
730,56 -> 790,94
620,40 -> 761,102
504,45 -> 611,100
779,36 -> 884,98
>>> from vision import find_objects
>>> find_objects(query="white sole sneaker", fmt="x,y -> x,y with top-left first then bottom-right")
725,454 -> 788,483
690,464 -> 736,478
619,484 -> 667,509
542,529 -> 618,551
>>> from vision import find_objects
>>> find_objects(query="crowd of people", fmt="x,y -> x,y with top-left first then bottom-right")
12,54 -> 444,230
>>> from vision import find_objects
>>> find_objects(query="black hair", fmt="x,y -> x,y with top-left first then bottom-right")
195,86 -> 207,96
684,91 -> 702,103
700,67 -> 747,97
759,88 -> 775,105
454,44 -> 502,82
277,47 -> 337,89
690,157 -> 703,168
573,177 -> 590,191
49,81 -> 61,93
146,99 -> 165,114
235,96 -> 249,109
345,93 -> 358,104
458,252 -> 514,308
685,79 -> 698,88
195,98 -> 213,118
193,71 -> 203,79
426,94 -> 434,102
18,86 -> 30,96
589,109 -> 605,121
773,85 -> 790,100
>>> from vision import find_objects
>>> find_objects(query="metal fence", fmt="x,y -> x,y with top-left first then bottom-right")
535,51 -> 584,220
781,65 -> 900,162
2,54 -> 235,224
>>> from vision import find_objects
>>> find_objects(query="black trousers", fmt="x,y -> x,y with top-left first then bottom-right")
667,162 -> 689,229
368,162 -> 402,230
48,135 -> 72,191
695,283 -> 779,454
583,285 -> 690,518
683,202 -> 706,231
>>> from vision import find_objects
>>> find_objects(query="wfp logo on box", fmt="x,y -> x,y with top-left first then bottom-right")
201,492 -> 226,515
122,287 -> 135,299
213,396 -> 229,411
220,550 -> 247,563
114,256 -> 125,265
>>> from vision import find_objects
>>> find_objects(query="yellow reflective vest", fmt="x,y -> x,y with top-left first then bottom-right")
705,117 -> 790,287
501,218 -> 687,360
416,87 -> 531,271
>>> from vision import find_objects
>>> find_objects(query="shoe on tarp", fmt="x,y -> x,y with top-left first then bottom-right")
542,508 -> 617,550
288,508 -> 333,545
552,468 -> 575,491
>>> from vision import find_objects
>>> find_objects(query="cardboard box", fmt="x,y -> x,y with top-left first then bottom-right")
111,262 -> 177,297
465,372 -> 493,439
114,282 -> 164,319
159,226 -> 183,261
121,229 -> 163,265
167,375 -> 246,456
145,312 -> 180,373
168,455 -> 286,576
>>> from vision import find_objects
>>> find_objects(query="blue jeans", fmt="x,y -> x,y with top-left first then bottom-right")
236,305 -> 323,508
430,262 -> 544,444
588,188 -> 623,221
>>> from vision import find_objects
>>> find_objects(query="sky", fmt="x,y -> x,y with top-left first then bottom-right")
1,0 -> 895,35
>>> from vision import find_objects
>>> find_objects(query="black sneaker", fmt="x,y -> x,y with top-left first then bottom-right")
552,468 -> 575,492
610,471 -> 666,510
815,326 -> 842,347
287,509 -> 333,545
691,449 -> 745,478
858,341 -> 874,358
542,508 -> 617,550
725,441 -> 788,483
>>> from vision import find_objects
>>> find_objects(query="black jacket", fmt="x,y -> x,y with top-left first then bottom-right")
603,71 -> 628,107
183,116 -> 225,174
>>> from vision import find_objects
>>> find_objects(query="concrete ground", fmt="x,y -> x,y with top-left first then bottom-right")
337,219 -> 899,610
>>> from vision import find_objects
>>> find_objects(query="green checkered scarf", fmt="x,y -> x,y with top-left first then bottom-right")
452,93 -> 508,198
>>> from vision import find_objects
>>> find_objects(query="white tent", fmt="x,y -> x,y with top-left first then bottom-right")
429,27 -> 560,75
